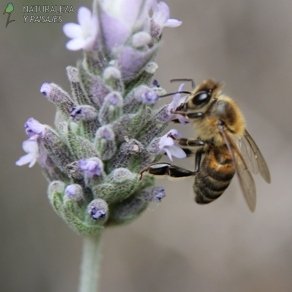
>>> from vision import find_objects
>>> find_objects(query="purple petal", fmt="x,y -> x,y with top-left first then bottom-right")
87,198 -> 108,220
22,139 -> 38,153
63,7 -> 98,51
141,89 -> 158,104
168,145 -> 186,159
101,0 -> 143,29
164,148 -> 173,161
96,125 -> 115,140
16,140 -> 39,167
79,157 -> 103,178
24,118 -> 45,138
78,7 -> 92,28
66,38 -> 85,51
153,1 -> 170,25
167,129 -> 180,139
174,114 -> 189,124
40,83 -> 52,96
65,184 -> 83,201
165,19 -> 182,28
132,31 -> 152,48
159,136 -> 174,148
63,23 -> 82,38
16,154 -> 33,167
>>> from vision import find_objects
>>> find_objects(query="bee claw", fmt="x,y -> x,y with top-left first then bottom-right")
139,168 -> 147,180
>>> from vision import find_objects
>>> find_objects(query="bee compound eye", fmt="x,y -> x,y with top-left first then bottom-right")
193,90 -> 211,106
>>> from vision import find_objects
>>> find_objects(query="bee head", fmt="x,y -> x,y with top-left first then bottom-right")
185,79 -> 222,110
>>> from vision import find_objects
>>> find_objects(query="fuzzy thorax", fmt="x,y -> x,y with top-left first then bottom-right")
193,95 -> 246,146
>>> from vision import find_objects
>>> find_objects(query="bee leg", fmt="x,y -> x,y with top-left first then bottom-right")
174,111 -> 205,119
194,149 -> 204,172
176,138 -> 205,148
140,163 -> 195,179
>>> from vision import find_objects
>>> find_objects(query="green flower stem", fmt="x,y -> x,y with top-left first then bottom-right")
79,233 -> 103,292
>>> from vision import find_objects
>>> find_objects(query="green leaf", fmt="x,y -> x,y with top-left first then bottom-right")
5,3 -> 14,14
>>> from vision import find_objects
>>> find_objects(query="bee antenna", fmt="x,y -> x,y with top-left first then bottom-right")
170,78 -> 195,89
159,91 -> 191,98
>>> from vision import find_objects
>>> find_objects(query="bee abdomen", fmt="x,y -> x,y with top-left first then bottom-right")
193,148 -> 235,204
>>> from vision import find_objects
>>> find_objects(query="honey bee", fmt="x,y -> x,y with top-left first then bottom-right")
141,79 -> 271,212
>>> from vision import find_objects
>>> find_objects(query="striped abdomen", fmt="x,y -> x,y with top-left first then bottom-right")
194,145 -> 235,204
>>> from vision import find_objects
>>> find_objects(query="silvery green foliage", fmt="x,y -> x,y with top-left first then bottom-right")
16,0 -> 184,236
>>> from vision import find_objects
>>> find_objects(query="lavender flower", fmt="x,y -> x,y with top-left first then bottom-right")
63,7 -> 98,51
99,0 -> 152,49
158,129 -> 186,161
79,157 -> 104,180
16,0 -> 183,235
156,83 -> 189,123
24,117 -> 46,138
151,1 -> 182,39
64,184 -> 84,201
16,139 -> 39,168
87,199 -> 108,220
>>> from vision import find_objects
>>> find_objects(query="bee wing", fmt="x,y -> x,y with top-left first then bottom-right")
242,130 -> 271,183
238,136 -> 258,175
219,126 -> 257,212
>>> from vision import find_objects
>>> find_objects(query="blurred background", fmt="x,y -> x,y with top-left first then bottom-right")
1,0 -> 292,291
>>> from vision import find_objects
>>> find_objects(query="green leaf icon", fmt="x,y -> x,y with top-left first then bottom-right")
4,3 -> 14,14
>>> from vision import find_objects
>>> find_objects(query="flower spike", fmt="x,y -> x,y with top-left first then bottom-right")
17,0 -> 183,234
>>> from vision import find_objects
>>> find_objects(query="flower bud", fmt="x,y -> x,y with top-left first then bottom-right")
132,32 -> 152,48
106,192 -> 148,225
70,105 -> 98,122
112,138 -> 150,170
79,157 -> 103,177
66,126 -> 98,159
40,82 -> 75,115
117,44 -> 159,81
78,157 -> 104,185
24,117 -> 46,138
103,66 -> 123,92
92,168 -> 139,204
64,184 -> 84,202
47,180 -> 66,217
40,127 -> 73,173
87,199 -> 108,221
147,129 -> 186,161
94,125 -> 116,160
66,66 -> 92,105
77,62 -> 110,107
98,92 -> 123,124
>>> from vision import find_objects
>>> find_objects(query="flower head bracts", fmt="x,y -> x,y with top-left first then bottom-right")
17,0 -> 185,235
